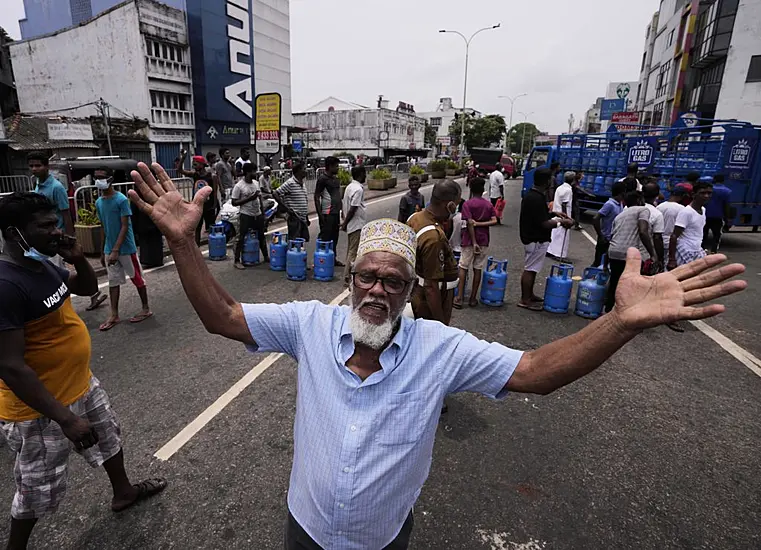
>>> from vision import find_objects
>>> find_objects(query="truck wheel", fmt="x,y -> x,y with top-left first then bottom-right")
753,226 -> 759,233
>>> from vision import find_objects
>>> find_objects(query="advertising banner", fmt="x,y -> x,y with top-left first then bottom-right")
600,99 -> 625,121
611,112 -> 640,132
255,93 -> 282,155
626,137 -> 659,168
723,136 -> 757,180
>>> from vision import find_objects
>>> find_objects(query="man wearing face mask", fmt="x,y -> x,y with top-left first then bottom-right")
94,168 -> 152,332
407,179 -> 461,325
0,192 -> 166,550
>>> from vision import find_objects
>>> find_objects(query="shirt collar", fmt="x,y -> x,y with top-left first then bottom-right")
36,174 -> 53,186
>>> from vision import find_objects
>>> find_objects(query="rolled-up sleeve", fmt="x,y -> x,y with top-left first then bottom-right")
243,301 -> 311,357
445,331 -> 524,399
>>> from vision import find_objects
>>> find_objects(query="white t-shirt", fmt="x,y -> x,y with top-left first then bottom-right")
645,203 -> 665,234
657,201 -> 684,237
231,179 -> 261,217
342,180 -> 366,234
489,170 -> 505,199
618,177 -> 643,192
674,205 -> 706,252
552,183 -> 573,215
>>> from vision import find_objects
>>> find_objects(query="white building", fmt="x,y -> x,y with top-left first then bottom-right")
292,96 -> 427,159
417,97 -> 481,155
584,97 -> 604,133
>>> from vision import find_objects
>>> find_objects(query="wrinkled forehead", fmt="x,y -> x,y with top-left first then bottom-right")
354,251 -> 411,278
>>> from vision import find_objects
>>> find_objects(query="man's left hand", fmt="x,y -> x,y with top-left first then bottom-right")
107,251 -> 119,266
612,248 -> 746,333
57,236 -> 84,263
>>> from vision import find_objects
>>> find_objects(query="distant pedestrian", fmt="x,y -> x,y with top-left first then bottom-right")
591,180 -> 625,268
314,156 -> 344,267
258,166 -> 273,198
546,171 -> 575,261
94,167 -> 152,331
234,147 -> 252,177
668,180 -> 712,271
678,172 -> 700,205
340,165 -> 367,284
214,147 -> 235,202
192,156 -> 219,246
275,162 -> 310,242
618,163 -> 642,192
703,174 -> 731,253
398,176 -> 425,222
657,185 -> 688,257
488,164 -> 505,222
0,193 -> 166,550
454,177 -> 497,309
519,167 -> 574,311
407,180 -> 460,325
232,163 -> 269,269
643,181 -> 665,273
550,161 -> 562,191
605,190 -> 655,313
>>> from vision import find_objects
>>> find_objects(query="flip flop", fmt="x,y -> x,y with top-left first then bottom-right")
468,299 -> 479,307
112,478 -> 168,513
666,322 -> 685,333
86,294 -> 108,311
452,301 -> 463,310
129,312 -> 153,324
99,319 -> 120,332
517,302 -> 543,312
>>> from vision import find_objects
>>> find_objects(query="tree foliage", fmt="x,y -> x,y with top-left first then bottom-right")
424,122 -> 437,148
506,122 -> 541,155
0,27 -> 13,43
448,114 -> 507,151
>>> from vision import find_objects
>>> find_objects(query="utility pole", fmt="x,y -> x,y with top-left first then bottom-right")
97,98 -> 113,156
519,111 -> 534,157
498,93 -> 527,153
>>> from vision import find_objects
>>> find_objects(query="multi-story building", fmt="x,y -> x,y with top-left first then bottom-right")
0,30 -> 18,118
417,97 -> 481,156
10,0 -> 292,168
635,0 -> 761,127
584,97 -> 604,133
293,96 -> 427,160
18,0 -> 184,40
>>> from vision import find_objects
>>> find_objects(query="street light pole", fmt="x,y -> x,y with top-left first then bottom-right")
440,24 -> 500,166
519,111 -> 534,157
498,93 -> 527,152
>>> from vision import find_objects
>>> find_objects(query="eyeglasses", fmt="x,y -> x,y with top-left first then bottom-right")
351,272 -> 412,295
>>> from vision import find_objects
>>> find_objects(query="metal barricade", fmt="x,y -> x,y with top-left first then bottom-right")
395,163 -> 411,175
0,175 -> 33,194
74,178 -> 195,218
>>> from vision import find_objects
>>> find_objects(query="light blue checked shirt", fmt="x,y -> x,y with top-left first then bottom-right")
244,301 -> 523,549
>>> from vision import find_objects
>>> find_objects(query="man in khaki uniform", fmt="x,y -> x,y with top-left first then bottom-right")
407,180 -> 461,325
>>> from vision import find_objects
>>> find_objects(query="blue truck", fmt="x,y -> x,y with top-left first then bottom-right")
521,114 -> 761,229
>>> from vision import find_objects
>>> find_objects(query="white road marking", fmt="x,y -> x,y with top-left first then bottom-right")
579,228 -> 761,378
96,185 -> 429,289
154,288 -> 351,461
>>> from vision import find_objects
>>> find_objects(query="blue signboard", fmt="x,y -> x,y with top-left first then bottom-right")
600,99 -> 625,121
723,135 -> 757,179
292,139 -> 303,153
186,0 -> 255,124
627,137 -> 658,168
197,120 -> 251,146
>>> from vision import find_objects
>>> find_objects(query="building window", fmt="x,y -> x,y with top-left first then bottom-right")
150,91 -> 190,111
652,101 -> 665,126
667,29 -> 675,48
747,56 -> 761,82
430,117 -> 442,128
655,61 -> 672,97
640,52 -> 647,72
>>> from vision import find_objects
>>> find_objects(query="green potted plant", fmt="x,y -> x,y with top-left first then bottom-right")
429,159 -> 447,179
368,168 -> 397,190
337,168 -> 352,198
75,202 -> 103,255
409,164 -> 428,183
445,160 -> 460,176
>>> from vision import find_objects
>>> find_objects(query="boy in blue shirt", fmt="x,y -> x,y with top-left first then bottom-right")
591,180 -> 626,268
703,174 -> 732,253
94,168 -> 152,331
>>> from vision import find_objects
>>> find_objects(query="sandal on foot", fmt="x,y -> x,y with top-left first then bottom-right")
112,478 -> 168,513
86,294 -> 108,311
517,302 -> 543,312
666,322 -> 685,333
468,299 -> 479,307
129,312 -> 153,324
99,319 -> 120,331
452,301 -> 463,310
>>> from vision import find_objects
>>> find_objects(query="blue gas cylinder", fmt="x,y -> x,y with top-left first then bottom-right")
242,231 -> 260,266
270,232 -> 288,271
314,239 -> 335,282
208,223 -> 227,261
286,238 -> 307,281
544,264 -> 574,314
575,268 -> 609,319
480,257 -> 508,307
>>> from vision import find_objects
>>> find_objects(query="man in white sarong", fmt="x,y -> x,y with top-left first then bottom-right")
547,171 -> 575,261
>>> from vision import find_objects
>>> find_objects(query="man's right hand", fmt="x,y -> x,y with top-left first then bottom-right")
129,162 -> 210,243
60,415 -> 99,449
560,219 -> 575,229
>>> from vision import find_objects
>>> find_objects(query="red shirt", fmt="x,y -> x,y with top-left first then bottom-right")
461,196 -> 497,247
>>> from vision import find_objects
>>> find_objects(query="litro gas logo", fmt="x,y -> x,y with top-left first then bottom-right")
225,0 -> 253,118
730,139 -> 751,167
628,140 -> 654,166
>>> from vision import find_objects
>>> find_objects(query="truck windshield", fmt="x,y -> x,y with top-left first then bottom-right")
527,150 -> 549,171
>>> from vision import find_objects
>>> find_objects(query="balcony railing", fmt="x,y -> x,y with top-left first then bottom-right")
145,56 -> 191,81
151,108 -> 194,128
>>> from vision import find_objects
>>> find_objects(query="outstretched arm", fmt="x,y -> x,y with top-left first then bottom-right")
128,163 -> 253,345
507,248 -> 746,394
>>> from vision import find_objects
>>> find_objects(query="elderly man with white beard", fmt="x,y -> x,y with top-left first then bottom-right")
128,163 -> 747,550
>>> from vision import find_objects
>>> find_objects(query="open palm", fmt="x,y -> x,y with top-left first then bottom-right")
613,248 -> 746,331
128,162 -> 211,243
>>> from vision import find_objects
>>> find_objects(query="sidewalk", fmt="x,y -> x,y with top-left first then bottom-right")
82,175 -> 427,278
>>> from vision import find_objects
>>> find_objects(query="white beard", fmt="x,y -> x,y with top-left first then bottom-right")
350,309 -> 397,350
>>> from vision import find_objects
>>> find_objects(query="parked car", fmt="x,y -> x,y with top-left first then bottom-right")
338,158 -> 352,171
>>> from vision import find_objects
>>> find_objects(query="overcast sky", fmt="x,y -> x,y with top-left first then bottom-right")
2,0 -> 658,134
